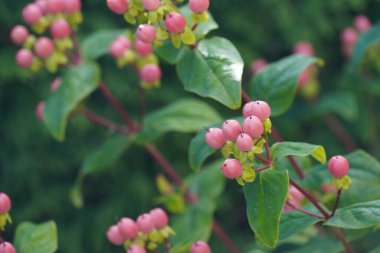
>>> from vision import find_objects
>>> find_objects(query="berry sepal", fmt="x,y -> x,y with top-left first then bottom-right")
332,175 -> 351,190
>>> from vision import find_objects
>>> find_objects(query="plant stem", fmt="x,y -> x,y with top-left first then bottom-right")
139,86 -> 146,128
164,238 -> 171,253
241,90 -> 251,103
285,201 -> 325,220
212,222 -> 240,253
255,163 -> 272,172
264,139 -> 271,161
324,115 -> 357,152
255,154 -> 270,165
330,189 -> 342,218
332,227 -> 354,253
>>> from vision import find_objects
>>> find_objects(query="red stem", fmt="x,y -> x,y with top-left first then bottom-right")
264,140 -> 271,161
241,90 -> 251,103
212,222 -> 240,253
324,116 -> 357,152
255,163 -> 272,172
330,189 -> 342,218
255,154 -> 270,165
286,201 -> 325,220
81,108 -> 130,135
332,227 -> 354,253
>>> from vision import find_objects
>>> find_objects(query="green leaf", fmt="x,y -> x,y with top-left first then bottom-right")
279,208 -> 320,240
244,170 -> 289,248
271,142 -> 326,164
180,5 -> 219,38
82,29 -> 125,60
136,98 -> 221,143
188,128 -> 215,171
14,221 -> 58,253
176,37 -> 243,109
324,200 -> 380,229
282,236 -> 342,253
155,42 -> 188,64
43,62 -> 101,141
249,54 -> 320,116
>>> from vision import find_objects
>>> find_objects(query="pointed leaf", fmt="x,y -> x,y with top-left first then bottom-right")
279,209 -> 320,240
271,142 -> 326,164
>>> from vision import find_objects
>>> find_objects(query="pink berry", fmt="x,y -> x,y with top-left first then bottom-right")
106,225 -> 124,245
293,41 -> 314,56
341,27 -> 357,46
165,13 -> 186,34
284,198 -> 301,212
205,128 -> 225,149
16,49 -> 34,68
117,218 -> 139,240
128,245 -> 146,253
135,40 -> 153,57
50,19 -> 71,39
35,101 -> 45,121
0,242 -> 16,253
107,0 -> 128,14
189,0 -> 209,13
22,3 -> 42,24
149,208 -> 169,229
297,68 -> 310,87
221,159 -> 243,179
354,15 -> 371,33
0,193 -> 11,214
242,116 -> 263,138
34,0 -> 49,14
250,59 -> 267,75
50,78 -> 62,92
236,133 -> 253,152
63,0 -> 81,13
109,40 -> 127,58
136,213 -> 155,233
321,184 -> 336,193
47,0 -> 65,13
142,0 -> 160,11
34,37 -> 55,59
242,101 -> 271,121
137,25 -> 156,44
221,119 -> 242,141
328,155 -> 349,179
116,36 -> 131,50
288,186 -> 304,201
139,64 -> 161,84
10,25 -> 29,45
190,241 -> 211,253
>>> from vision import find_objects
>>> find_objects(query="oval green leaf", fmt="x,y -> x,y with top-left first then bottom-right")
271,142 -> 326,164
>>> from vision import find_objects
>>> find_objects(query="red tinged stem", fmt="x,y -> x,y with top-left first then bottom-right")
330,189 -> 342,218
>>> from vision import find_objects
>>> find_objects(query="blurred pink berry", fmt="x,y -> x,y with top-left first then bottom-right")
205,127 -> 225,149
165,13 -> 186,34
190,241 -> 211,253
354,15 -> 371,33
189,0 -> 209,13
22,3 -> 42,24
341,27 -> 357,46
47,0 -> 65,14
35,101 -> 45,121
135,40 -> 153,57
288,185 -> 304,201
136,213 -> 155,233
10,25 -> 29,45
328,155 -> 349,179
109,40 -> 127,58
117,217 -> 139,240
50,19 -> 71,39
16,49 -> 34,68
34,0 -> 49,14
128,245 -> 146,253
0,242 -> 16,253
250,59 -> 267,75
297,68 -> 310,87
321,184 -> 336,193
140,64 -> 161,83
0,193 -> 11,214
116,36 -> 131,50
142,0 -> 160,11
243,116 -> 263,138
149,208 -> 169,229
293,41 -> 314,56
107,0 -> 128,14
63,0 -> 81,13
50,78 -> 62,92
34,37 -> 55,59
242,101 -> 271,121
236,133 -> 253,152
284,186 -> 304,212
221,159 -> 243,179
137,25 -> 156,44
222,119 -> 242,141
106,225 -> 124,245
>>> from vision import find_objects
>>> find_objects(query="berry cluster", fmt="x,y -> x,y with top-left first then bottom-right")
0,193 -> 16,253
10,0 -> 82,72
205,101 -> 272,185
341,15 -> 371,58
107,208 -> 174,252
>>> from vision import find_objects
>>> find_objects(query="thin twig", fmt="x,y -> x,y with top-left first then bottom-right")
255,154 -> 270,165
286,201 -> 325,220
164,238 -> 171,253
324,116 -> 357,152
212,222 -> 240,253
264,139 -> 271,161
332,227 -> 354,253
330,189 -> 342,218
255,163 -> 272,172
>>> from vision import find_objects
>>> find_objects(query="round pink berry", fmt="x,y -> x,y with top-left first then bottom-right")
190,241 -> 211,253
328,155 -> 349,179
50,19 -> 71,39
236,133 -> 253,152
293,41 -> 314,56
137,25 -> 156,44
149,208 -> 169,229
128,245 -> 146,253
47,0 -> 65,14
10,25 -> 29,45
117,217 -> 139,240
297,68 -> 310,87
16,49 -> 34,68
250,59 -> 267,75
116,36 -> 131,50
242,116 -> 263,138
189,0 -> 209,13
221,159 -> 243,179
205,127 -> 225,149
0,242 -> 16,253
34,0 -> 49,14
354,15 -> 371,33
142,0 -> 160,11
341,27 -> 357,46
222,119 -> 242,141
242,101 -> 271,121
34,37 -> 55,59
288,185 -> 304,201
22,3 -> 42,24
284,198 -> 301,212
165,13 -> 186,34
109,40 -> 127,58
139,64 -> 161,84
135,40 -> 153,57
0,193 -> 11,214
63,0 -> 81,13
321,184 -> 336,193
107,0 -> 128,14
106,225 -> 124,245
35,101 -> 45,121
136,213 -> 155,233
50,78 -> 62,92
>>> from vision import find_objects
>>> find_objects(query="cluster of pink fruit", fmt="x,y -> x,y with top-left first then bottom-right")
10,0 -> 82,72
0,193 -> 16,253
341,15 -> 371,58
205,101 -> 272,185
